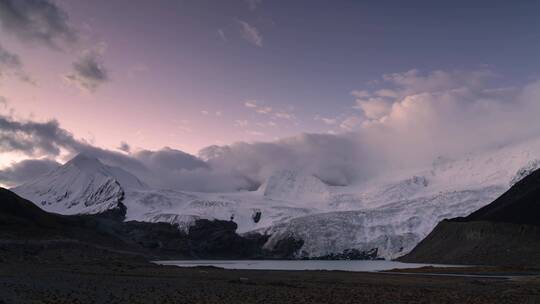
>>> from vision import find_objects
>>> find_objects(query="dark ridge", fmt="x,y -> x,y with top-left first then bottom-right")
457,167 -> 540,226
0,187 -> 302,260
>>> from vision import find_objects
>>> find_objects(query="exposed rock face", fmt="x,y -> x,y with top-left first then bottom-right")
316,248 -> 380,260
186,219 -> 267,259
399,168 -> 540,267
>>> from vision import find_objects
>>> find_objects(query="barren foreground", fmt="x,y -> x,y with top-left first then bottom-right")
1,259 -> 540,304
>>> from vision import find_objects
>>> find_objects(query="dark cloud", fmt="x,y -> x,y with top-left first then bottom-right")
0,43 -> 21,69
0,43 -> 32,83
0,113 -> 145,173
118,141 -> 131,153
0,0 -> 77,48
0,158 -> 60,187
0,115 -> 78,156
64,47 -> 108,92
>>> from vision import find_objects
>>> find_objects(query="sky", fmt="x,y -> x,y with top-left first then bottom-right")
1,0 -> 540,190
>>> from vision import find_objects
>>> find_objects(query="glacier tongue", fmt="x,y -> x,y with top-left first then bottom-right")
261,185 -> 504,259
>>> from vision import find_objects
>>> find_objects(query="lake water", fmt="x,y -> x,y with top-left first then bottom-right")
154,260 -> 458,272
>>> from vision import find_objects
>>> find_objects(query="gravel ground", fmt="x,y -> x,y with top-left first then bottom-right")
1,260 -> 540,304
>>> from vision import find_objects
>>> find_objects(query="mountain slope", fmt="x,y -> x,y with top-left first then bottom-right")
463,167 -> 540,225
12,154 -> 146,216
399,168 -> 540,267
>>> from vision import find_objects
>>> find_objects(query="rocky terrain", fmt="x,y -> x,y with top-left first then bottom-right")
0,188 -> 300,260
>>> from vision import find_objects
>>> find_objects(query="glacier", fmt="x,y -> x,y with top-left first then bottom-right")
11,137 -> 540,259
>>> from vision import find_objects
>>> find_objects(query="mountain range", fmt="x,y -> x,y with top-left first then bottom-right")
11,137 -> 540,259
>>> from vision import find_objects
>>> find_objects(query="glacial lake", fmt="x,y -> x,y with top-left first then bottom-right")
154,260 -> 459,272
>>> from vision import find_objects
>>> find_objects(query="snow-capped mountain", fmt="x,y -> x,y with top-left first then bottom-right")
12,154 -> 146,215
11,136 -> 540,259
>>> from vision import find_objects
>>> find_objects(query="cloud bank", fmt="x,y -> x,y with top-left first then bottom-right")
0,158 -> 60,186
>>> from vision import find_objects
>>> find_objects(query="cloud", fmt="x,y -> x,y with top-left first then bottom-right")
64,44 -> 108,92
238,20 -> 263,47
217,29 -> 227,42
0,43 -> 21,70
351,69 -> 498,122
0,43 -> 32,83
274,111 -> 295,120
0,115 -> 79,157
256,106 -> 272,114
244,100 -> 258,108
246,130 -> 264,136
0,112 -> 147,173
353,97 -> 392,120
244,100 -> 295,121
4,68 -> 540,193
0,0 -> 77,48
118,142 -> 130,153
245,0 -> 262,10
0,158 -> 60,187
199,133 -> 365,187
199,69 -> 540,188
234,120 -> 249,127
244,100 -> 272,115
134,147 -> 206,172
339,116 -> 362,131
314,115 -> 337,125
0,112 -> 253,191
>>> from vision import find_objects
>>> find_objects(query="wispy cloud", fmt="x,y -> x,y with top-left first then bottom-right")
339,116 -> 362,131
217,29 -> 227,42
0,43 -> 33,83
238,20 -> 263,47
274,111 -> 295,120
244,100 -> 258,108
314,115 -> 337,125
244,0 -> 262,10
256,106 -> 272,114
234,120 -> 249,127
246,130 -> 264,136
64,43 -> 108,92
